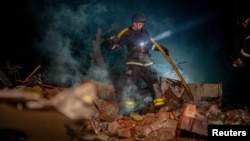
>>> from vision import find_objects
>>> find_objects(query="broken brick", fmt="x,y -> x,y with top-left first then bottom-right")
117,127 -> 133,138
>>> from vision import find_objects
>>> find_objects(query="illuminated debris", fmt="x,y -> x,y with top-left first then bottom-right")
0,86 -> 42,101
107,121 -> 120,135
176,103 -> 208,137
43,87 -> 63,99
2,77 -> 250,140
160,77 -> 223,107
188,83 -> 222,106
16,64 -> 42,86
163,87 -> 183,111
24,80 -> 98,119
94,98 -> 119,122
22,85 -> 43,96
89,80 -> 116,102
130,112 -> 143,121
117,127 -> 133,138
49,81 -> 98,120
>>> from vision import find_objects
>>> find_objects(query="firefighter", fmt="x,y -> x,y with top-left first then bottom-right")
107,13 -> 169,111
233,13 -> 250,68
230,11 -> 250,106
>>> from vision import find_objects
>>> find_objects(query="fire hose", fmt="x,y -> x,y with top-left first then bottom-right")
150,38 -> 193,100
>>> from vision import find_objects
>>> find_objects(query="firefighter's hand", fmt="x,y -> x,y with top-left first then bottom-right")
106,36 -> 119,50
161,45 -> 169,56
233,58 -> 245,68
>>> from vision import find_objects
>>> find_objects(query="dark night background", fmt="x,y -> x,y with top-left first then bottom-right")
1,0 -> 250,105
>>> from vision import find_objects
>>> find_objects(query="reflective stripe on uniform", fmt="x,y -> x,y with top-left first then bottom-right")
151,44 -> 156,50
153,98 -> 165,107
127,61 -> 153,66
240,48 -> 250,58
245,35 -> 250,40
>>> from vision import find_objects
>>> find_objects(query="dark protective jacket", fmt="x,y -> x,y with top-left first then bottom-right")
239,25 -> 250,65
116,26 -> 155,66
117,26 -> 153,53
241,32 -> 250,55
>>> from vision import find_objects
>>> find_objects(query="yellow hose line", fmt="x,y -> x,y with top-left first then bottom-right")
150,38 -> 193,100
117,28 -> 129,38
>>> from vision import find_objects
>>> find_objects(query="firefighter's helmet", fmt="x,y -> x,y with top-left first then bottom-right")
132,13 -> 146,23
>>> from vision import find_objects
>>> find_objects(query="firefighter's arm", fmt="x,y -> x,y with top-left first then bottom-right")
106,28 -> 129,50
232,35 -> 250,68
106,35 -> 121,50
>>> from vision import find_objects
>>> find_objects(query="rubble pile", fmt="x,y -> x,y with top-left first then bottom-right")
1,26 -> 249,140
1,75 -> 250,141
64,98 -> 250,141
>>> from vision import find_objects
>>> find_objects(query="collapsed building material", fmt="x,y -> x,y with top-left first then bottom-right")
25,80 -> 117,120
176,103 -> 208,138
16,64 -> 42,86
92,27 -> 106,68
151,39 -> 194,100
2,77 -> 250,140
188,83 -> 222,106
0,69 -> 14,88
94,98 -> 119,122
163,87 -> 183,111
0,86 -> 42,101
160,77 -> 222,106
88,80 -> 116,102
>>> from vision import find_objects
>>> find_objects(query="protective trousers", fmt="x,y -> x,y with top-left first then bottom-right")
125,64 -> 163,100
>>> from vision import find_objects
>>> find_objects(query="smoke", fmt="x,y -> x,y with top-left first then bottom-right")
25,0 -> 232,88
119,79 -> 150,114
30,1 -> 113,86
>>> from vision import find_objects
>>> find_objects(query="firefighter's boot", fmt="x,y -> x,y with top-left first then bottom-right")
125,99 -> 135,109
151,83 -> 165,109
153,97 -> 165,108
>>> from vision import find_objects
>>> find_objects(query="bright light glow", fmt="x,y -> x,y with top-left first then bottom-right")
153,30 -> 172,41
140,42 -> 144,46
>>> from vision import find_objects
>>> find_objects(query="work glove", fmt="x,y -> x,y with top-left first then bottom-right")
106,35 -> 120,50
233,57 -> 246,68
